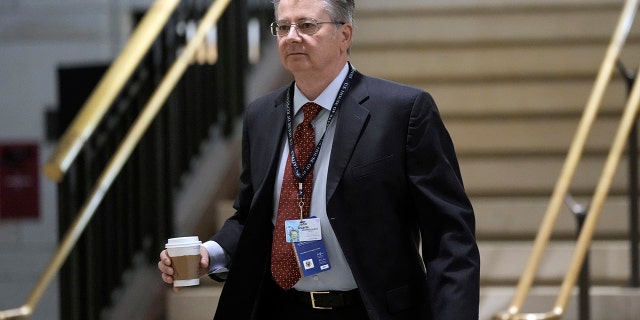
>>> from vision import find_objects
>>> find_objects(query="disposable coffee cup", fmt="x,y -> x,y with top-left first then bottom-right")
165,236 -> 202,287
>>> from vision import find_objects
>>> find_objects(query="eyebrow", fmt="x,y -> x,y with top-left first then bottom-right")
277,17 -> 316,23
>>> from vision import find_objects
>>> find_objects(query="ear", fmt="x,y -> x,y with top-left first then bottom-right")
339,23 -> 353,52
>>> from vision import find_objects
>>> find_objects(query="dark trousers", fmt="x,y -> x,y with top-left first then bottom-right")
253,276 -> 370,320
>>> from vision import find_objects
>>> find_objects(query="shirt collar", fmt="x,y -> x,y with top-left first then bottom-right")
293,62 -> 350,114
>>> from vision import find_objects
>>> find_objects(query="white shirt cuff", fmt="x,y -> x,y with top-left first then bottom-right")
202,240 -> 230,274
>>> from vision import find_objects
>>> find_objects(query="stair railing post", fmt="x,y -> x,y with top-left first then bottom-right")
618,60 -> 639,288
565,195 -> 591,320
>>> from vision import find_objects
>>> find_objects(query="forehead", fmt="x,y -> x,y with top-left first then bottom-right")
276,0 -> 328,21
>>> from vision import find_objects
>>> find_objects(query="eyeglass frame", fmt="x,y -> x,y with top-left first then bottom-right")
269,18 -> 345,37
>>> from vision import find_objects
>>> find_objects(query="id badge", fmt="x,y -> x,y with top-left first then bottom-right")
294,239 -> 331,277
284,217 -> 322,242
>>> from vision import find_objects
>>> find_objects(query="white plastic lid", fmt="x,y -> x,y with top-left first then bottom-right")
165,236 -> 201,248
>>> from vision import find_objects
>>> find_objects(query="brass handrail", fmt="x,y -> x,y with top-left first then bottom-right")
494,0 -> 639,319
42,0 -> 180,182
0,0 -> 232,318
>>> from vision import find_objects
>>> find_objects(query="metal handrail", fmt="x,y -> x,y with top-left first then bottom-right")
42,0 -> 180,182
493,0 -> 640,319
0,0 -> 232,318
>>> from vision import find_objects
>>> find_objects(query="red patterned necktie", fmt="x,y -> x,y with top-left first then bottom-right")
271,102 -> 321,289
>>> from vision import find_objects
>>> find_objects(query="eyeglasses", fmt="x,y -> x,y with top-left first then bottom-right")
270,18 -> 344,37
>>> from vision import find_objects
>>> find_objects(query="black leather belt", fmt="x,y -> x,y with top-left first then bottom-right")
289,289 -> 361,309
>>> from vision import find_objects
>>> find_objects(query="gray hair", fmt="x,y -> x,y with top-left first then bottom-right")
273,0 -> 355,25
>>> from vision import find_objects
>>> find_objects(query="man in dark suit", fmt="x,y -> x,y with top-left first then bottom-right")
159,0 -> 480,319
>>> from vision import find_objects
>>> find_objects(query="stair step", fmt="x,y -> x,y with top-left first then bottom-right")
424,78 -> 629,117
479,240 -> 631,285
356,5 -> 637,46
357,0 -> 623,11
474,196 -> 629,239
447,115 -> 620,154
459,155 -> 631,196
351,43 -> 640,83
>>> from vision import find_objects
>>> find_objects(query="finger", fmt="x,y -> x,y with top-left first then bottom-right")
157,259 -> 173,274
160,250 -> 172,265
161,272 -> 174,284
199,246 -> 210,275
200,255 -> 209,269
200,246 -> 209,263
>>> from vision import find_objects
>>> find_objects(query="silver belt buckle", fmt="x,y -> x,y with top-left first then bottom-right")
310,291 -> 332,309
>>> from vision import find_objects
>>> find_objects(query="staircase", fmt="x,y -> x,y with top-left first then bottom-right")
350,0 -> 640,319
166,0 -> 640,319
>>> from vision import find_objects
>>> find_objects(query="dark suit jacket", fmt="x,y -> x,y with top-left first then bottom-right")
211,70 -> 480,320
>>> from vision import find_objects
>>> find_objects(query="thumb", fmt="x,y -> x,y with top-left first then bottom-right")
200,246 -> 210,269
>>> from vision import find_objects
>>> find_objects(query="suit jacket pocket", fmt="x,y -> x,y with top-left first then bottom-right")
351,154 -> 394,181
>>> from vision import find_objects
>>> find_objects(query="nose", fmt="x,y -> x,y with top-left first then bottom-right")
284,24 -> 302,38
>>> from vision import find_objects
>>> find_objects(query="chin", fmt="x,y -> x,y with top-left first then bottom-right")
284,61 -> 311,74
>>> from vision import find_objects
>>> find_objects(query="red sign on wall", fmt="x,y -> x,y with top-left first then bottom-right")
0,143 -> 40,220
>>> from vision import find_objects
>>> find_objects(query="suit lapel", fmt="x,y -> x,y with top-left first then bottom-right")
252,89 -> 288,205
326,71 -> 369,202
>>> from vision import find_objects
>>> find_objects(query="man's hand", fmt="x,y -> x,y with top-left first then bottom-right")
158,245 -> 210,292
